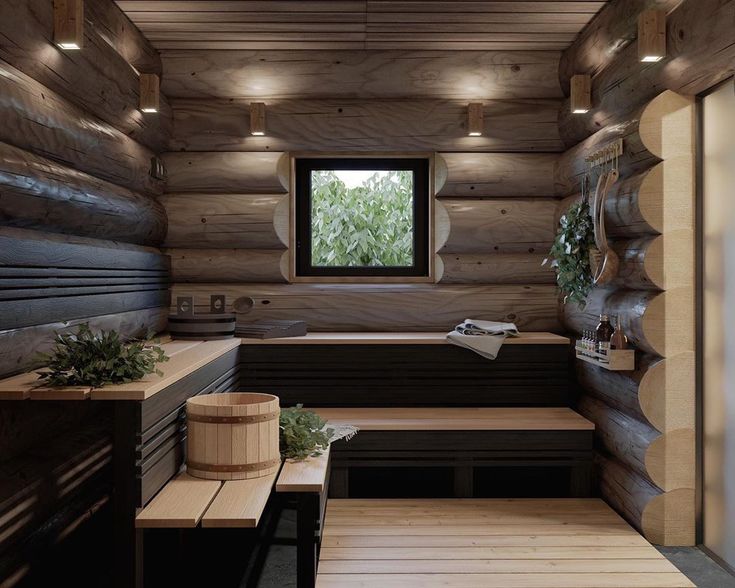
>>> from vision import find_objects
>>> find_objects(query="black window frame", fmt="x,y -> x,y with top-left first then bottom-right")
294,157 -> 430,278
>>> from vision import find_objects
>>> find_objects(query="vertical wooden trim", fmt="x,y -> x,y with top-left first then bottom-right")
53,0 -> 84,50
250,102 -> 267,136
570,74 -> 591,113
139,74 -> 160,113
638,10 -> 667,63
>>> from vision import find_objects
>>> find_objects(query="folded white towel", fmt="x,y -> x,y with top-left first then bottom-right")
446,319 -> 519,360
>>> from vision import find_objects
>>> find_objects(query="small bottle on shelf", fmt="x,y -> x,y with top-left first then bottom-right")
595,314 -> 614,358
610,316 -> 628,350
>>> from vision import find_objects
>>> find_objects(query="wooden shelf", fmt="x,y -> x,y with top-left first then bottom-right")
575,347 -> 635,371
238,332 -> 570,346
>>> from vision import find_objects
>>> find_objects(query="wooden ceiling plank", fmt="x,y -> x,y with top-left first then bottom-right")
127,11 -> 368,23
366,1 -> 606,13
117,1 -> 367,12
366,12 -> 596,24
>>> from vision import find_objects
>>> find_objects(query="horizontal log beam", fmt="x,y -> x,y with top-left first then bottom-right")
0,0 -> 172,152
171,283 -> 562,332
161,49 -> 563,100
0,142 -> 167,246
0,307 -> 168,377
161,193 -> 287,249
612,236 -> 663,290
563,287 -> 692,358
559,0 -> 683,90
167,248 -> 287,283
170,98 -> 564,153
439,199 -> 558,254
437,253 -> 554,284
438,153 -> 557,198
576,352 -> 695,434
558,0 -> 734,147
86,0 -> 162,73
163,152 -> 289,194
0,61 -> 162,196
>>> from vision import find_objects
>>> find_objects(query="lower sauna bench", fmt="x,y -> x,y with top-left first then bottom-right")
316,499 -> 695,588
313,407 -> 595,499
136,448 -> 331,588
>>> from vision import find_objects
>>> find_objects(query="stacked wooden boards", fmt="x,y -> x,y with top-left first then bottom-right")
162,49 -> 564,331
0,0 -> 172,583
317,498 -> 694,587
556,0 -> 704,545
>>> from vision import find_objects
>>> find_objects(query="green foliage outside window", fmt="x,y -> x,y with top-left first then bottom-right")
310,170 -> 414,267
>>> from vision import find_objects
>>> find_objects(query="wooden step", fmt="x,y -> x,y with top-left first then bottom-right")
201,471 -> 278,528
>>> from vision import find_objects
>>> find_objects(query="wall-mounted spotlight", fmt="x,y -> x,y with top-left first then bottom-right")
570,74 -> 592,114
468,103 -> 483,136
54,0 -> 84,50
139,74 -> 160,113
638,10 -> 666,63
250,102 -> 266,136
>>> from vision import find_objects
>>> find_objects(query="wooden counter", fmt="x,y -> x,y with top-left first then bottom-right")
239,332 -> 569,345
0,332 -> 568,401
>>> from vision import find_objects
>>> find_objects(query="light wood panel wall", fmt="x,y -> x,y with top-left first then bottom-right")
0,1 -> 171,581
557,91 -> 695,545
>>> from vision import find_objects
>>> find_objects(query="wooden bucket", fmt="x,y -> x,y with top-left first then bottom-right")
186,393 -> 281,480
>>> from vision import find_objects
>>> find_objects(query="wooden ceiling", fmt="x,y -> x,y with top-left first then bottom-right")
116,1 -> 608,51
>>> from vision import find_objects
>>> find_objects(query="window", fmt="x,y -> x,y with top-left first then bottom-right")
294,157 -> 430,279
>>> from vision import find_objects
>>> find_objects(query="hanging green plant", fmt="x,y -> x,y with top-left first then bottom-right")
543,199 -> 596,307
36,325 -> 168,387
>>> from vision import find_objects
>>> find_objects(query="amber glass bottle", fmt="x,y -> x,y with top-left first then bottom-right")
595,314 -> 614,355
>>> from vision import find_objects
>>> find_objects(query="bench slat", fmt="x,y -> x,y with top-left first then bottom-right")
312,408 -> 594,431
276,446 -> 331,494
135,472 -> 222,528
201,470 -> 278,528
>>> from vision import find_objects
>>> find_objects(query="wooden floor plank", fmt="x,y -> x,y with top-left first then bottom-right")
316,573 -> 695,588
323,524 -> 638,537
318,558 -> 680,574
319,546 -> 665,561
321,535 -> 653,548
317,499 -> 694,588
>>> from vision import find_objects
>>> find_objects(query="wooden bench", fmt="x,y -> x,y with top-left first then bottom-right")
136,448 -> 331,588
312,408 -> 595,499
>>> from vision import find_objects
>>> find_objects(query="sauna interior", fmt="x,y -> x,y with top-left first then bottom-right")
0,1 -> 734,587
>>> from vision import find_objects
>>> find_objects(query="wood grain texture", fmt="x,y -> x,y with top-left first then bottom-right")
201,471 -> 277,527
173,283 -> 562,332
135,472 -> 222,528
120,1 -> 601,51
438,253 -> 554,284
564,287 -> 692,358
438,153 -> 557,198
163,153 -> 288,193
0,307 -> 167,378
0,141 -> 166,246
170,98 -> 563,152
161,193 -> 287,249
0,60 -> 162,195
317,497 -> 693,587
0,0 -> 172,152
439,199 -> 557,254
167,248 -> 287,283
276,446 -> 330,493
558,0 -> 733,147
314,407 -> 594,431
612,236 -> 664,290
160,49 -> 563,99
559,0 -> 682,88
86,0 -> 162,72
239,332 -> 570,346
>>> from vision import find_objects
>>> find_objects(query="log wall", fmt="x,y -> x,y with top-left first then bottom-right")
0,1 -> 171,584
557,0 -> 714,544
163,50 -> 566,332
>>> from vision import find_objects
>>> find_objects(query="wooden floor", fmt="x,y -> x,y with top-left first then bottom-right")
316,499 -> 695,588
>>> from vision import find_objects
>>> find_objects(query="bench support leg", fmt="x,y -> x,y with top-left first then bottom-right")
329,466 -> 349,498
570,463 -> 593,497
454,465 -> 474,498
296,493 -> 320,588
